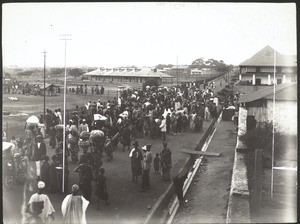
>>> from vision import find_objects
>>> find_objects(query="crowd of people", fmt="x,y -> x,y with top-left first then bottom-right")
4,77 -> 240,223
3,79 -> 106,97
3,80 -> 55,96
66,85 -> 105,95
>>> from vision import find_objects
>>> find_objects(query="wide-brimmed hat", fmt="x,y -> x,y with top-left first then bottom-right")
132,141 -> 139,146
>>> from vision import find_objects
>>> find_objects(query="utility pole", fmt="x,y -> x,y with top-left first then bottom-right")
60,33 -> 72,193
42,50 -> 47,121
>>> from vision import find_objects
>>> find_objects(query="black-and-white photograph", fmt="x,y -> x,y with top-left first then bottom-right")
2,2 -> 297,224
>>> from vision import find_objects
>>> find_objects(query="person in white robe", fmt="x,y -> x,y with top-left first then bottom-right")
61,184 -> 89,224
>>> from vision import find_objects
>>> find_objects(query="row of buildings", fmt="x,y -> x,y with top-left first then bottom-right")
81,64 -> 221,86
81,45 -> 297,87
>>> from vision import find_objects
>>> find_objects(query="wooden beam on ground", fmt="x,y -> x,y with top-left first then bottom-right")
181,149 -> 221,157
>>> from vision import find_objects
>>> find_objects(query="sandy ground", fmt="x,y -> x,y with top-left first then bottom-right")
3,74 -> 232,224
3,119 -> 211,224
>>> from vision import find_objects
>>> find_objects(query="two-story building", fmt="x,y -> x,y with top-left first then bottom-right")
239,45 -> 297,85
169,65 -> 190,77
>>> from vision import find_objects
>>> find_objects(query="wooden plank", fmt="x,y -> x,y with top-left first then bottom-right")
181,149 -> 221,157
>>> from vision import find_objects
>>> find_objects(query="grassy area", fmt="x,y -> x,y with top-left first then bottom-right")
2,92 -> 116,140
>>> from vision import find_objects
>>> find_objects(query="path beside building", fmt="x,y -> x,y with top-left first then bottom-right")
173,120 -> 237,223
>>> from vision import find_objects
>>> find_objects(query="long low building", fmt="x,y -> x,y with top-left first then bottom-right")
82,67 -> 173,86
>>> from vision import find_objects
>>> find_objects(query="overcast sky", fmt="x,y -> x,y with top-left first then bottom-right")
2,2 -> 297,68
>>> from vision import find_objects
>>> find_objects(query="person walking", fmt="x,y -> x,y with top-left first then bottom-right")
160,142 -> 172,181
120,125 -> 131,152
61,184 -> 89,224
153,153 -> 160,174
95,168 -> 109,210
173,169 -> 189,205
176,113 -> 182,135
129,141 -> 143,182
40,156 -> 50,191
25,181 -> 55,224
159,115 -> 167,141
74,156 -> 93,201
38,121 -> 46,139
49,125 -> 56,149
140,144 -> 152,192
204,105 -> 211,121
49,155 -> 59,193
33,135 -> 47,181
78,119 -> 89,135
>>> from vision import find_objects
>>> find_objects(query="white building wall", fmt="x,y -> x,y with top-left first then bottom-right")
266,100 -> 297,135
241,74 -> 296,85
245,100 -> 297,135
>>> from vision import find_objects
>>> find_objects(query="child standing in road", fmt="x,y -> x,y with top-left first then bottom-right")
154,153 -> 160,174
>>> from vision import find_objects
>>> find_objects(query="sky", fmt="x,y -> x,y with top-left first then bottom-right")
2,2 -> 297,68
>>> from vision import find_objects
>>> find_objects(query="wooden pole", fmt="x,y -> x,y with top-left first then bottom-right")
271,47 -> 276,198
252,148 -> 263,217
60,33 -> 72,193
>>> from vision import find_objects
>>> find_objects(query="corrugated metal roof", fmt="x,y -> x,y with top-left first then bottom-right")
83,68 -> 173,78
238,83 -> 297,104
239,45 -> 297,67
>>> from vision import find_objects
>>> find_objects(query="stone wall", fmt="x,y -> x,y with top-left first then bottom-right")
226,137 -> 251,223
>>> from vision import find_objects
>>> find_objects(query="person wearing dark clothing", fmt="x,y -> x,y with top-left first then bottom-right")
129,141 -> 143,182
45,109 -> 52,135
74,156 -> 93,201
120,126 -> 131,151
160,142 -> 172,181
40,156 -> 50,191
173,171 -> 188,204
153,153 -> 160,174
194,115 -> 203,132
95,168 -> 109,210
210,104 -> 218,119
166,113 -> 171,135
33,135 -> 46,161
176,113 -> 182,134
182,112 -> 188,132
49,125 -> 56,149
49,155 -> 59,193
140,144 -> 152,192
